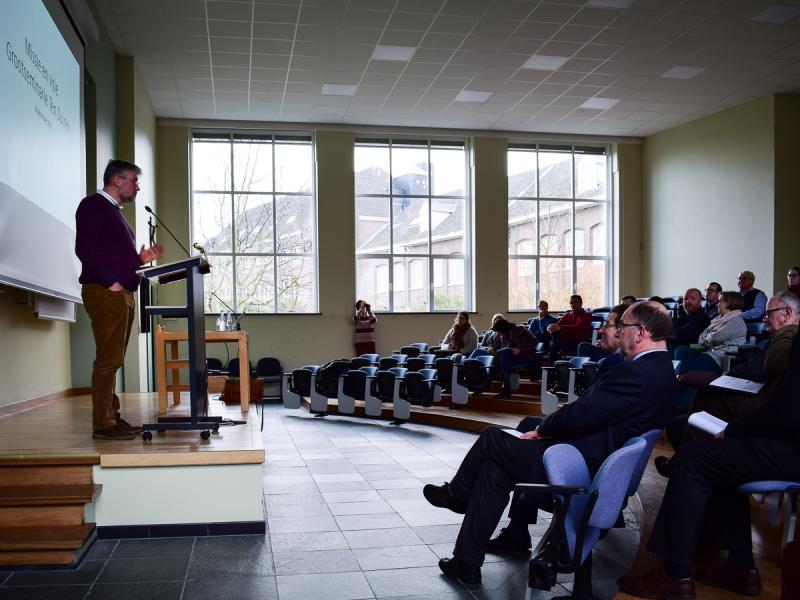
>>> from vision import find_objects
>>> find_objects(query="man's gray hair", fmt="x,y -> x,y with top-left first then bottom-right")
774,291 -> 800,315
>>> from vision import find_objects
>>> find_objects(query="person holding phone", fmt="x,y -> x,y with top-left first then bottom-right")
353,299 -> 377,355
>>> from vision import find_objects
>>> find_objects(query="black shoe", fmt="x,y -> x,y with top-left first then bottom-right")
654,455 -> 673,478
423,483 -> 467,514
115,416 -> 143,434
487,527 -> 532,553
92,426 -> 135,440
495,389 -> 512,399
438,557 -> 481,584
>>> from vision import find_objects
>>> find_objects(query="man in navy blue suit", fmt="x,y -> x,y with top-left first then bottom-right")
423,302 -> 677,584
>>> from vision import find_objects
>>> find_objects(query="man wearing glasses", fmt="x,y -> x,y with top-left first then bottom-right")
704,282 -> 722,319
423,302 -> 676,583
75,160 -> 163,440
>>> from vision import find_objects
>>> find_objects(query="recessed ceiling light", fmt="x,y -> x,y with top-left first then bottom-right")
371,45 -> 416,61
586,0 -> 636,8
580,97 -> 619,110
661,65 -> 705,79
752,4 -> 800,23
454,90 -> 493,102
521,54 -> 570,71
321,84 -> 358,96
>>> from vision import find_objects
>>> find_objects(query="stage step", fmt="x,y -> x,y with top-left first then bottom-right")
0,458 -> 100,566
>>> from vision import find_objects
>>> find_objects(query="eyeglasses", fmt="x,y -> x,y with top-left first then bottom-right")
764,306 -> 788,316
789,273 -> 800,278
705,287 -> 719,292
615,322 -> 642,331
117,175 -> 139,185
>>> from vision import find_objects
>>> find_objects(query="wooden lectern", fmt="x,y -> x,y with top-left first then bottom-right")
137,256 -> 221,440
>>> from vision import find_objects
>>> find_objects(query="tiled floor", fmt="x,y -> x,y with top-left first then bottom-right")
0,405 -> 639,600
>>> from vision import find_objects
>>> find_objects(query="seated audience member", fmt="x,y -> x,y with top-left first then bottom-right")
576,303 -> 627,362
423,302 -> 676,583
546,295 -> 592,362
656,291 -> 799,475
489,319 -> 538,398
704,281 -> 722,319
528,300 -> 557,351
440,311 -> 479,357
738,270 -> 768,322
471,313 -> 504,357
649,295 -> 665,304
674,291 -> 747,375
788,266 -> 800,299
621,295 -> 637,306
618,331 -> 800,599
669,288 -> 711,352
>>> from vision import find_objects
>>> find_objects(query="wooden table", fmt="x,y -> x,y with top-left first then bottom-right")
155,326 -> 251,413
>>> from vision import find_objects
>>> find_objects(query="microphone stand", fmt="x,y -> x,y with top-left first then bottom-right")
143,206 -> 210,279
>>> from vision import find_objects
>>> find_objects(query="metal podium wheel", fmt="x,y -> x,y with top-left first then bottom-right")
142,430 -> 153,441
200,430 -> 211,440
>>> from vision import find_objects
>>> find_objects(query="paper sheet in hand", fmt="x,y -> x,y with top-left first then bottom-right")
502,428 -> 525,438
688,411 -> 728,436
709,375 -> 764,395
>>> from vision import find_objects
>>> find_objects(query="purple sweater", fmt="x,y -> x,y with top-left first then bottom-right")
75,193 -> 141,291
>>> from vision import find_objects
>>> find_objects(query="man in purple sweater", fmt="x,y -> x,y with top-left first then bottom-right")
75,160 -> 163,440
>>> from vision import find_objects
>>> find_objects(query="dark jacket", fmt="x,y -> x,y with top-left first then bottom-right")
75,193 -> 141,291
726,331 -> 800,441
537,350 -> 676,469
671,309 -> 711,348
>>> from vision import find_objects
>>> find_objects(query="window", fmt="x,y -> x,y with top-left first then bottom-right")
508,144 -> 609,311
191,132 -> 317,313
355,138 -> 471,312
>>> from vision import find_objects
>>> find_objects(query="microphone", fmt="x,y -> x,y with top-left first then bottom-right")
192,242 -> 206,254
144,206 -> 191,257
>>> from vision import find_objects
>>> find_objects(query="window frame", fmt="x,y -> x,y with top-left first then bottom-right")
354,137 -> 473,313
190,130 -> 319,314
507,143 -> 612,312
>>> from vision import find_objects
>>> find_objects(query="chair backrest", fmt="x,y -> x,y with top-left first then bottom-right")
379,357 -> 399,370
626,428 -> 662,496
360,353 -> 380,364
375,367 -> 407,400
410,342 -> 429,352
399,345 -> 421,358
401,370 -> 437,406
290,366 -> 315,396
206,358 -> 224,374
581,361 -> 600,386
315,359 -> 352,397
349,357 -> 371,370
569,356 -> 590,369
392,353 -> 408,364
405,357 -> 425,372
434,358 -> 455,389
543,437 -> 647,563
458,357 -> 493,391
256,357 -> 282,377
552,360 -> 572,393
227,358 -> 252,379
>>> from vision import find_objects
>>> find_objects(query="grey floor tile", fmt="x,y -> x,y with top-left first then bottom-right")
336,513 -> 406,531
0,586 -> 90,600
412,525 -> 461,544
111,537 -> 195,559
343,527 -> 424,549
276,571 -> 374,600
86,580 -> 183,599
192,535 -> 270,558
273,548 -> 361,575
377,488 -> 425,501
323,490 -> 382,503
364,566 -> 466,598
266,501 -> 332,518
270,531 -> 350,553
400,510 -> 464,527
361,470 -> 415,482
329,500 -> 394,516
84,540 -> 117,561
263,482 -> 320,495
379,594 -> 473,600
6,561 -> 105,586
386,498 -> 436,512
353,544 -> 440,571
370,479 -> 424,490
187,553 -> 274,579
268,515 -> 339,533
264,492 -> 325,506
183,576 -> 278,600
96,557 -> 188,583
316,480 -> 375,493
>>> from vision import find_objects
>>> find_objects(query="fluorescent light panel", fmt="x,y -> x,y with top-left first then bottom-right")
661,65 -> 705,79
321,84 -> 358,96
522,54 -> 570,71
371,45 -> 416,61
580,97 -> 619,110
454,90 -> 493,102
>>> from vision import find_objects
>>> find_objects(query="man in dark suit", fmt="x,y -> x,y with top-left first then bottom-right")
424,302 -> 677,583
619,323 -> 800,599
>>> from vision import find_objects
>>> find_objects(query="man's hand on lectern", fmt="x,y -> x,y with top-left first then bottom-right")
139,243 -> 164,264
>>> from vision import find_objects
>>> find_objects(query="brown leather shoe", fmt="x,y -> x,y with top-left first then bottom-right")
115,416 -> 143,434
618,566 -> 696,599
695,563 -> 762,596
92,426 -> 135,440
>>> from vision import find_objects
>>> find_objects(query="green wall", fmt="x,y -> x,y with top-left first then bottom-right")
642,96 -> 776,295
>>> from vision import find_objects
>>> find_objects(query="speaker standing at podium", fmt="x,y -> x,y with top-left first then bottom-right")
75,160 -> 163,440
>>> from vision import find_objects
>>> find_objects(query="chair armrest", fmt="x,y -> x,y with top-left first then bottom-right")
515,482 -> 587,496
541,366 -> 556,373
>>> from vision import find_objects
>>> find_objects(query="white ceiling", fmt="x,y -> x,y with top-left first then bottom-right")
94,0 -> 800,137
